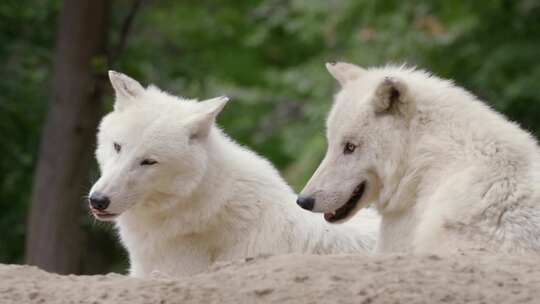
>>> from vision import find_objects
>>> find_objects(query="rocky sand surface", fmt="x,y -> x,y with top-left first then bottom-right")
1,253 -> 539,304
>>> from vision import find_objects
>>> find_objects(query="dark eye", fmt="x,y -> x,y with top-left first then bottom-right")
343,142 -> 356,154
113,142 -> 121,153
140,159 -> 158,166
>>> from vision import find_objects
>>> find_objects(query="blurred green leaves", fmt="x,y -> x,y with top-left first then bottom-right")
0,0 -> 59,263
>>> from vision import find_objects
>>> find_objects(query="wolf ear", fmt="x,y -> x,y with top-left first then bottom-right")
373,76 -> 410,115
187,96 -> 229,139
109,70 -> 145,111
326,62 -> 365,86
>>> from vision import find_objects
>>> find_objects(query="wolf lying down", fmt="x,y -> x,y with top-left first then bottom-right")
88,71 -> 380,278
299,62 -> 540,254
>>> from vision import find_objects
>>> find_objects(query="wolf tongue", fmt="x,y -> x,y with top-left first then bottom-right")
324,213 -> 335,221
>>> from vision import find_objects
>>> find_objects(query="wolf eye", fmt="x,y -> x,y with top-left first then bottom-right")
343,142 -> 356,154
140,159 -> 158,166
113,142 -> 121,153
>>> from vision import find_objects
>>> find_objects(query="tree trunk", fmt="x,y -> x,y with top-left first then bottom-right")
25,0 -> 110,274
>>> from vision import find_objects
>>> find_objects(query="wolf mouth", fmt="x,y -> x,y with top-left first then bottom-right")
324,181 -> 366,223
91,209 -> 118,221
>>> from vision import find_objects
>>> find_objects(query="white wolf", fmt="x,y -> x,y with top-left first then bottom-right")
88,71 -> 380,278
298,62 -> 540,254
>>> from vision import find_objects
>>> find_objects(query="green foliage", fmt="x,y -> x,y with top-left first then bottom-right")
0,0 -> 59,263
1,0 -> 539,271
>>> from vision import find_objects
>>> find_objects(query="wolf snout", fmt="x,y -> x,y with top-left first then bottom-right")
89,192 -> 111,211
296,195 -> 315,211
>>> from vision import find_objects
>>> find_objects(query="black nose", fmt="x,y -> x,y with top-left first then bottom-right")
89,192 -> 110,211
297,196 -> 315,211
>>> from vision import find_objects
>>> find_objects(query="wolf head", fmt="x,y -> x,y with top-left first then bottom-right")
298,62 -> 416,223
88,71 -> 228,221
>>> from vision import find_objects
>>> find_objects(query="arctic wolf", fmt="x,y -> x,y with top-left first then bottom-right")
88,71 -> 380,278
298,62 -> 540,254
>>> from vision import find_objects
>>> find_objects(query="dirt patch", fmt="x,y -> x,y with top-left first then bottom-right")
1,252 -> 539,303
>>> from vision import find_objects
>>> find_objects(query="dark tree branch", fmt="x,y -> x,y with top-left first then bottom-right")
109,0 -> 145,67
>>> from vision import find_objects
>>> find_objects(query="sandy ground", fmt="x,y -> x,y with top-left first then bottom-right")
1,252 -> 540,304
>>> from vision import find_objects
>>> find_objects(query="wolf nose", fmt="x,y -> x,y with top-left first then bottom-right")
296,196 -> 315,211
89,192 -> 110,211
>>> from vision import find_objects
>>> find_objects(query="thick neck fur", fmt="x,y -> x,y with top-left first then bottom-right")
411,82 -> 538,203
377,76 -> 540,252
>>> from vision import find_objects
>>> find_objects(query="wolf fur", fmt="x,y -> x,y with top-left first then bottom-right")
299,62 -> 540,254
88,71 -> 380,278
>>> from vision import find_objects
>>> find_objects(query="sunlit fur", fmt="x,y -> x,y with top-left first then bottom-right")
301,62 -> 540,254
89,71 -> 380,278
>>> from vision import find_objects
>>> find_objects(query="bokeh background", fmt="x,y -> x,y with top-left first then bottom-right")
1,0 -> 540,274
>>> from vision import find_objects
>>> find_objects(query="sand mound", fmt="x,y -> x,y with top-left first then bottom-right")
1,253 -> 539,303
